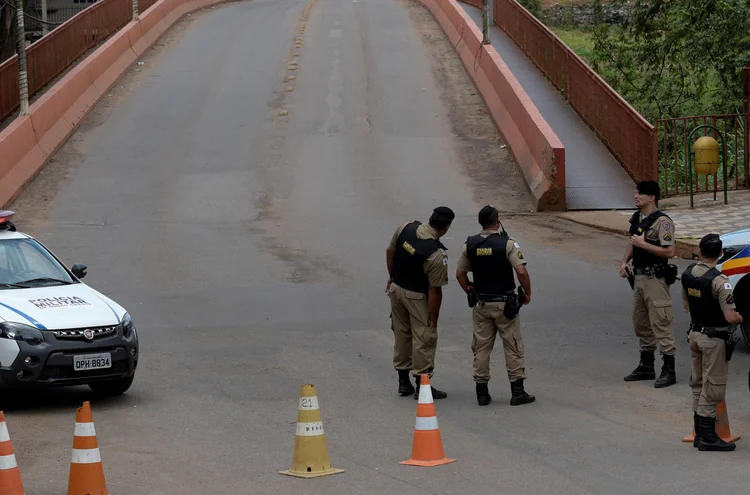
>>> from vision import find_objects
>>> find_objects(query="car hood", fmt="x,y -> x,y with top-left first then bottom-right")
0,284 -> 124,330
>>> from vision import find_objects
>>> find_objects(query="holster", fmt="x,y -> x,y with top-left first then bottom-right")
467,286 -> 477,308
725,327 -> 742,361
503,291 -> 521,320
653,264 -> 679,285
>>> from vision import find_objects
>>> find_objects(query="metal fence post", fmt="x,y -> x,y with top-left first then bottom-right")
482,0 -> 491,44
41,0 -> 48,35
15,0 -> 29,116
133,0 -> 139,21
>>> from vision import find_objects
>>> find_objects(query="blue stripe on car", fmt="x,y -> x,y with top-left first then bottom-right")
0,302 -> 47,330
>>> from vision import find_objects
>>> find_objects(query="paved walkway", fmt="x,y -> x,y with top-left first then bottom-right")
460,3 -> 636,210
559,189 -> 750,258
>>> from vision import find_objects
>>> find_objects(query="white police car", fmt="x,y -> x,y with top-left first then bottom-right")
717,228 -> 750,346
0,211 -> 138,395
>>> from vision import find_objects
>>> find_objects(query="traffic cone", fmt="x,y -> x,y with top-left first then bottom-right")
682,401 -> 741,444
279,384 -> 344,479
0,412 -> 25,495
400,375 -> 455,467
67,402 -> 107,495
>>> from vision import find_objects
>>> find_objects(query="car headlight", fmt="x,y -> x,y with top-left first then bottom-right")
718,245 -> 746,265
0,322 -> 44,346
119,313 -> 135,338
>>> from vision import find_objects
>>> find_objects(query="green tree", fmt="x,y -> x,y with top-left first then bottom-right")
590,0 -> 750,121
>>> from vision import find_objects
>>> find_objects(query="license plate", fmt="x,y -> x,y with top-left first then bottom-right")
73,353 -> 112,371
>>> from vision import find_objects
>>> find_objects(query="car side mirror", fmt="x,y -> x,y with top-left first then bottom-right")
71,264 -> 87,279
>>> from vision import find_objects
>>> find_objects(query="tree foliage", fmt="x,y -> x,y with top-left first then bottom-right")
590,0 -> 750,121
0,1 -> 18,63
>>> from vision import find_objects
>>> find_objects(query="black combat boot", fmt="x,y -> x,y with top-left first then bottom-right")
692,412 -> 701,448
413,377 -> 448,400
476,382 -> 491,406
398,370 -> 415,396
623,350 -> 656,382
509,380 -> 535,406
698,415 -> 736,452
654,354 -> 676,388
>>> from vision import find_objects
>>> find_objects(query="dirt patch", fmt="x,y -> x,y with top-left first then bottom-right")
402,0 -> 535,214
8,7 -> 214,224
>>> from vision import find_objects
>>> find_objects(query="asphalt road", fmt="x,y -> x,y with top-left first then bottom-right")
5,0 -> 750,492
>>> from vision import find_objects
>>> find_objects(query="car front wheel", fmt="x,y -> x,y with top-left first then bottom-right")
88,375 -> 134,396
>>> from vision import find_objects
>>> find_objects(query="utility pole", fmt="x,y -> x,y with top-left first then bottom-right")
482,0 -> 491,44
132,0 -> 139,21
15,0 -> 29,116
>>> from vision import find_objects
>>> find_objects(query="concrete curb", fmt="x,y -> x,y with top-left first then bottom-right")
0,0 -> 235,209
415,0 -> 566,211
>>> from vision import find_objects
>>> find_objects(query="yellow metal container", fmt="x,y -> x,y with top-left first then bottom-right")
693,136 -> 720,175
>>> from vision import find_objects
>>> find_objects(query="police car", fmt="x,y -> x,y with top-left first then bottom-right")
717,228 -> 750,347
0,211 -> 138,395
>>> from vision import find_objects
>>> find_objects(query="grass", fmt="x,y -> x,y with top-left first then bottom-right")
549,26 -> 595,61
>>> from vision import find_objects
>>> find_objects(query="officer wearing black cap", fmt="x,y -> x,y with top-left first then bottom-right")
386,206 -> 454,400
620,180 -> 678,388
681,233 -> 743,451
455,205 -> 535,406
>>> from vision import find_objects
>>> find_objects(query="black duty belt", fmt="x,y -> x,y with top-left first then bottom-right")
689,323 -> 731,339
477,293 -> 511,303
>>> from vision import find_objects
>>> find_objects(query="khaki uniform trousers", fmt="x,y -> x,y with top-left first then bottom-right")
471,301 -> 525,383
633,274 -> 676,355
389,283 -> 437,376
689,331 -> 729,418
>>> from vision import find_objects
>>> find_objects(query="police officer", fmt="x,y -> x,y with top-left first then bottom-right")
386,206 -> 454,400
620,180 -> 678,388
455,205 -> 534,406
681,233 -> 743,451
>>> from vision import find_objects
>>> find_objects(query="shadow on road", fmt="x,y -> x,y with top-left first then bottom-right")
0,387 -> 144,413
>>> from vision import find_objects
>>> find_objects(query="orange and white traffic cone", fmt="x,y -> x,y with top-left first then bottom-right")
400,375 -> 455,467
67,402 -> 107,495
682,400 -> 741,444
0,412 -> 25,495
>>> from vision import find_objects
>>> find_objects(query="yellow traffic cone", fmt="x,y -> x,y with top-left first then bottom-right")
279,384 -> 344,479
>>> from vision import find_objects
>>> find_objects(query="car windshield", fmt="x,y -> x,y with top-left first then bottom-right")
0,238 -> 75,288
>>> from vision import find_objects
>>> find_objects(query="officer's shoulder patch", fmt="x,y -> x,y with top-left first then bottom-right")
663,232 -> 672,242
442,257 -> 448,265
727,294 -> 735,305
662,221 -> 671,231
513,242 -> 521,249
517,250 -> 524,259
724,281 -> 732,290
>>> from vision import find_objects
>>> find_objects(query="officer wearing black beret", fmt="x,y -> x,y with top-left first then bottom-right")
620,180 -> 678,388
386,206 -> 454,400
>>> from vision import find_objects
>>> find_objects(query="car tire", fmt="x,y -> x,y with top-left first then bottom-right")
88,375 -> 134,396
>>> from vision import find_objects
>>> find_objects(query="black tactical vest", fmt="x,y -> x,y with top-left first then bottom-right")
681,264 -> 728,328
391,221 -> 445,294
465,232 -> 516,295
629,210 -> 670,268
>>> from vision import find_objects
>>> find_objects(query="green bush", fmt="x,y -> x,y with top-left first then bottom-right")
518,0 -> 542,18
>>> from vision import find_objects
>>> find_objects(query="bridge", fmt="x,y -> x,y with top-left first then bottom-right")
0,0 -> 749,493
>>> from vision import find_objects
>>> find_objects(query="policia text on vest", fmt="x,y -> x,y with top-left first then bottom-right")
620,181 -> 678,389
456,205 -> 535,407
386,207 -> 455,401
680,233 -> 743,452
